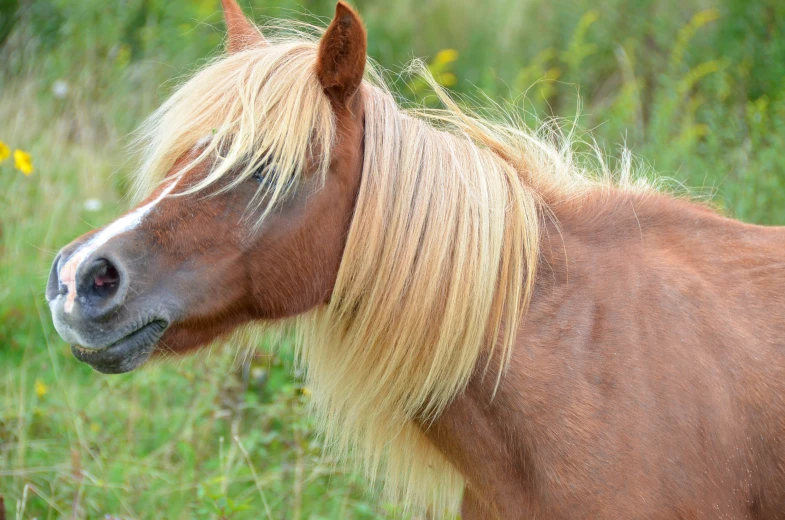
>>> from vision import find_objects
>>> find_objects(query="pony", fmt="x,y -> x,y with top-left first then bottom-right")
46,1 -> 785,517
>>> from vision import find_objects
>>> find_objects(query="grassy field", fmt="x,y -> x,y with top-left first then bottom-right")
1,0 -> 784,518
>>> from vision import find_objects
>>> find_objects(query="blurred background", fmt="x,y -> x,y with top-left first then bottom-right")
1,0 -> 783,517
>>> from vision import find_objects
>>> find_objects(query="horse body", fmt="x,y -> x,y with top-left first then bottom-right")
438,192 -> 785,518
45,1 -> 785,517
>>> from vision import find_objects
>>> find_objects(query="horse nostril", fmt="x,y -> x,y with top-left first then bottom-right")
46,253 -> 64,302
89,258 -> 122,300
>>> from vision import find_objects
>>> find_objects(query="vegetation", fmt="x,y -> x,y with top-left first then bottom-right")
1,0 -> 783,517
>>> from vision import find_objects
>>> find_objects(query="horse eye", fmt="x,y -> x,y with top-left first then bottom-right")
248,159 -> 295,192
251,160 -> 276,183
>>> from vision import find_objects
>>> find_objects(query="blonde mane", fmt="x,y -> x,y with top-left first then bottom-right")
131,22 -> 646,516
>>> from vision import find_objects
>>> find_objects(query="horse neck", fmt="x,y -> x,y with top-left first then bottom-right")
418,187 -> 785,511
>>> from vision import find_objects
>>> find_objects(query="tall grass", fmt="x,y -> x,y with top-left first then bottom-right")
1,0 -> 784,517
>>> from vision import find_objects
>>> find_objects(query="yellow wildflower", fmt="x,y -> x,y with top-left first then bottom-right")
437,72 -> 458,87
0,141 -> 9,163
434,48 -> 459,65
35,379 -> 49,398
14,149 -> 33,175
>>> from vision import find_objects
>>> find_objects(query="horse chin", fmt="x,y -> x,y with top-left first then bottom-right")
71,320 -> 168,374
152,320 -> 248,357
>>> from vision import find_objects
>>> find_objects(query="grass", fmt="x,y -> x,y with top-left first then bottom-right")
1,0 -> 784,517
3,331 -> 383,518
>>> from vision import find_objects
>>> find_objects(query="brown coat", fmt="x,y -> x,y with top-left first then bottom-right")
436,192 -> 785,518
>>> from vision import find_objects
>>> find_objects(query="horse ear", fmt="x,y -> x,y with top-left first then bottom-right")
316,1 -> 367,107
222,0 -> 266,53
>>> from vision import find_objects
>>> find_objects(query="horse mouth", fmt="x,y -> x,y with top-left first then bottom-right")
71,320 -> 168,374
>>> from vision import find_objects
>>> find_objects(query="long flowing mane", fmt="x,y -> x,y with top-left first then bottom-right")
131,22 -> 650,515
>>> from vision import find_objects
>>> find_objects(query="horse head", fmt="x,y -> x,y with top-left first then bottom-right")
46,1 -> 367,373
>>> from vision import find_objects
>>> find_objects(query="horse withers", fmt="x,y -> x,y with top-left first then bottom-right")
46,1 -> 785,517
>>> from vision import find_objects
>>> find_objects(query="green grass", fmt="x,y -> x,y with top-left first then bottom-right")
1,0 -> 784,517
2,332 -> 382,518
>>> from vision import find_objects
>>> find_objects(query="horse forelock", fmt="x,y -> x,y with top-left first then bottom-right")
130,38 -> 336,231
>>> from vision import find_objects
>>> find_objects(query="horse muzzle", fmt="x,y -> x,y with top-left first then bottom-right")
69,320 -> 168,374
46,245 -> 171,373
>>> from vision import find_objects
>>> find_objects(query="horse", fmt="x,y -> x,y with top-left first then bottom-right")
45,1 -> 785,517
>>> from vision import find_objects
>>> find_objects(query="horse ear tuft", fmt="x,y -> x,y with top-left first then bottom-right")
221,0 -> 267,53
316,1 -> 367,107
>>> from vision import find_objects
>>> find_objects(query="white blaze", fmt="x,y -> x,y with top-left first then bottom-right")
60,179 -> 180,313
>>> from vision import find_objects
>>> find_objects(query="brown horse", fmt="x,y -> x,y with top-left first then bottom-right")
46,1 -> 785,518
